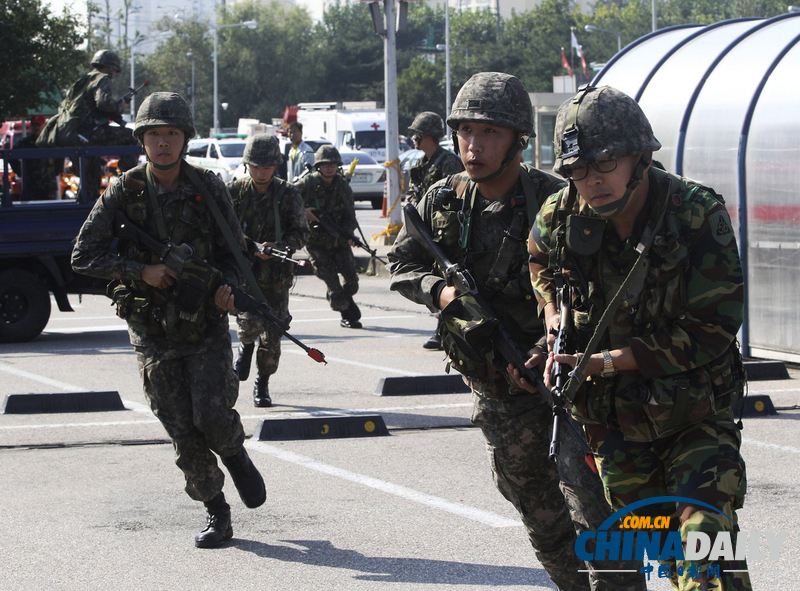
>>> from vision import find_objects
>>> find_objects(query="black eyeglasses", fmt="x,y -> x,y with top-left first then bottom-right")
568,157 -> 618,181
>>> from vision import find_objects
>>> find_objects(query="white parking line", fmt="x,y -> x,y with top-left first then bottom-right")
245,440 -> 522,529
282,350 -> 425,376
742,437 -> 800,455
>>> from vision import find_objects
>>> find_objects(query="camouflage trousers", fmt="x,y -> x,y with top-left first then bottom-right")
135,331 -> 245,503
471,387 -> 646,591
83,124 -> 139,199
586,408 -> 750,591
236,283 -> 291,379
307,242 -> 359,312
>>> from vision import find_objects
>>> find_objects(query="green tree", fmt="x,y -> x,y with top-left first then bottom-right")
0,0 -> 85,117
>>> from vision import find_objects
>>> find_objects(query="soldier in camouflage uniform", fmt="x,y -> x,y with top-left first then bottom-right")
388,72 -> 645,591
6,115 -> 64,200
295,145 -> 363,328
39,50 -> 139,199
526,85 -> 749,590
228,134 -> 310,408
405,111 -> 465,350
72,92 -> 266,549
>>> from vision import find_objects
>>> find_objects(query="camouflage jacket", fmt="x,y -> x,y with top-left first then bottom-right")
71,162 -> 247,347
228,176 -> 309,286
406,146 -> 464,205
294,171 -> 357,248
529,167 -> 745,441
388,164 -> 565,395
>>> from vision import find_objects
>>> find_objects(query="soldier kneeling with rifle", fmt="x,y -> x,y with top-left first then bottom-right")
72,93 -> 273,548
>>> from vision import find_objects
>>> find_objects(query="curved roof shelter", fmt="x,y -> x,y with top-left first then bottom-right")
591,12 -> 800,361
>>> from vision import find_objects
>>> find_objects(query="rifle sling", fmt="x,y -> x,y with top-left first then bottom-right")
180,162 -> 267,305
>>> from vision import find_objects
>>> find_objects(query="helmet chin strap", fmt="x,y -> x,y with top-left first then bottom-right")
147,156 -> 182,171
452,130 -> 529,184
245,165 -> 272,185
589,155 -> 649,218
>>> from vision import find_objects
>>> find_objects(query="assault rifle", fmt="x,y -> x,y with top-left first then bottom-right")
311,210 -> 388,265
113,210 -> 326,364
402,202 -> 591,460
549,275 -> 574,461
253,243 -> 310,269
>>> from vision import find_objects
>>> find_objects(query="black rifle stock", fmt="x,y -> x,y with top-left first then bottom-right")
402,203 -> 591,459
549,278 -> 573,461
312,210 -> 388,265
113,210 -> 326,364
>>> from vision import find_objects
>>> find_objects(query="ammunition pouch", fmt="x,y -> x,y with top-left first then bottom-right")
565,215 -> 604,256
106,280 -> 151,335
175,257 -> 218,321
409,166 -> 423,185
440,292 -> 497,379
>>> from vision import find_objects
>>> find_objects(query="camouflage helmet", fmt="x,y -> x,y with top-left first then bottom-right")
553,85 -> 661,178
409,111 -> 445,138
243,134 -> 282,167
90,50 -> 122,73
133,92 -> 195,140
446,72 -> 534,136
314,145 -> 342,166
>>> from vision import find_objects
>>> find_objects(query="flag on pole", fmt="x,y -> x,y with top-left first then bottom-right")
571,30 -> 589,78
561,48 -> 573,76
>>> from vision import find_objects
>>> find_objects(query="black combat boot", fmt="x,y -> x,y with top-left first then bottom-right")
194,492 -> 233,548
233,342 -> 255,381
253,375 -> 272,408
339,299 -> 362,329
220,447 -> 267,509
423,317 -> 443,350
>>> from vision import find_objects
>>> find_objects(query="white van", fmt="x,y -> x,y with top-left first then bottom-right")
185,137 -> 247,182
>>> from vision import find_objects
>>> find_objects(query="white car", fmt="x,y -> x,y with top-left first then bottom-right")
184,137 -> 247,182
339,149 -> 386,209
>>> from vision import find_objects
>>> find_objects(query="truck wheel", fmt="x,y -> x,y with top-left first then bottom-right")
0,270 -> 52,343
371,197 -> 383,210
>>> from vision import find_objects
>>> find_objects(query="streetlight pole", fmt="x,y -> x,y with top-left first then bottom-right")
177,12 -> 256,136
130,31 -> 173,117
444,2 -> 451,118
187,52 -> 196,121
584,24 -> 622,54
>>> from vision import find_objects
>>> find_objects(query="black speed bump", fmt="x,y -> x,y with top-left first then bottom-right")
733,394 -> 777,417
2,391 -> 126,414
255,414 -> 389,441
375,374 -> 470,396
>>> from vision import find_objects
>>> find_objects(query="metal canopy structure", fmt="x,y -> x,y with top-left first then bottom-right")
591,13 -> 800,362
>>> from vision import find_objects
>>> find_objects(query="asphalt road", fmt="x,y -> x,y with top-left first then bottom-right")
1,205 -> 799,590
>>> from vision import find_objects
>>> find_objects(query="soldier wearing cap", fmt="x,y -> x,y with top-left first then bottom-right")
526,85 -> 750,589
6,115 -> 64,200
38,50 -> 139,198
389,73 -> 645,590
72,92 -> 266,549
228,134 -> 310,407
295,145 -> 364,328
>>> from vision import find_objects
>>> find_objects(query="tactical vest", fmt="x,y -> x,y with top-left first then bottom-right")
229,177 -> 294,285
432,165 -> 560,382
408,148 -> 453,204
554,167 -> 745,441
37,71 -> 108,148
109,163 -> 226,344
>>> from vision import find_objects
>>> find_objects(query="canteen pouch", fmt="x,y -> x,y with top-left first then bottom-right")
565,215 -> 604,257
107,280 -> 150,334
440,292 -> 497,379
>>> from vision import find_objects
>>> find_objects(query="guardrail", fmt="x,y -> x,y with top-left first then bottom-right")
0,145 -> 143,207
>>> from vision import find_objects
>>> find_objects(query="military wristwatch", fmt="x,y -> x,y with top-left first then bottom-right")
601,349 -> 616,379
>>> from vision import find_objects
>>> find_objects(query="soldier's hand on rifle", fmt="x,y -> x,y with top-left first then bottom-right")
214,284 -> 237,312
305,207 -> 320,223
543,302 -> 560,350
507,345 -> 547,392
141,264 -> 178,289
347,238 -> 356,247
254,241 -> 278,260
437,285 -> 459,310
